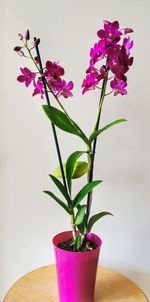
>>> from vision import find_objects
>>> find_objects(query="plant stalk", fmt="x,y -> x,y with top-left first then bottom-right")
70,211 -> 76,240
86,73 -> 109,222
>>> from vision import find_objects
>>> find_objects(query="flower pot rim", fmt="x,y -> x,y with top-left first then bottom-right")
52,230 -> 102,254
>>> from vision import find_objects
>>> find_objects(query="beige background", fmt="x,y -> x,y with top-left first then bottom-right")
0,0 -> 150,300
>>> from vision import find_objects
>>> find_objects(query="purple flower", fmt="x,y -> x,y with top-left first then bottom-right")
124,28 -> 133,35
97,20 -> 122,43
57,80 -> 74,98
107,45 -> 133,78
17,67 -> 36,87
82,71 -> 99,94
123,37 -> 134,55
45,61 -> 64,78
82,20 -> 134,97
110,77 -> 127,96
107,46 -> 122,75
44,61 -> 74,98
32,79 -> 44,99
44,61 -> 64,92
90,40 -> 107,67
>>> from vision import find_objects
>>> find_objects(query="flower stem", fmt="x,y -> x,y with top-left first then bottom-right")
70,211 -> 76,240
86,71 -> 109,223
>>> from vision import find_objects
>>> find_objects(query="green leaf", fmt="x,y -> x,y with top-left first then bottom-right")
71,161 -> 89,179
75,205 -> 87,225
53,161 -> 88,179
43,190 -> 70,214
42,105 -> 89,144
72,180 -> 102,208
66,151 -> 85,193
74,235 -> 81,251
49,174 -> 71,203
89,119 -> 127,143
76,205 -> 87,234
87,211 -> 113,232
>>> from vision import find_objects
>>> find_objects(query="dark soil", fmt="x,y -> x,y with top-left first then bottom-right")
58,238 -> 97,252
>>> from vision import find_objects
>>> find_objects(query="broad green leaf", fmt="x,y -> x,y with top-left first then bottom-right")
74,235 -> 81,251
75,205 -> 87,225
87,211 -> 113,232
72,180 -> 102,208
89,119 -> 127,143
42,105 -> 89,144
53,161 -> 88,179
49,174 -> 71,203
66,151 -> 85,193
43,190 -> 70,214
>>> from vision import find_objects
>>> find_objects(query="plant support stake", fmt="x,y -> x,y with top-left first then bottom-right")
34,38 -> 68,197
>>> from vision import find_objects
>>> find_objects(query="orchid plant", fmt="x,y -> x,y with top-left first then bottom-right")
14,20 -> 134,251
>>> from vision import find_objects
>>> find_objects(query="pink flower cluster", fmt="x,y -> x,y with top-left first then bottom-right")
82,20 -> 134,96
17,61 -> 74,99
44,61 -> 74,98
15,30 -> 74,100
17,67 -> 44,99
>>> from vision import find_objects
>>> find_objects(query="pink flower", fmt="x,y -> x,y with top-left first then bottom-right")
82,71 -> 99,94
17,67 -> 36,87
123,28 -> 133,35
32,79 -> 44,99
44,61 -> 65,93
107,45 -> 133,78
97,20 -> 122,43
82,20 -> 134,96
44,61 -> 74,98
90,40 -> 107,67
45,61 -> 64,78
107,46 -> 123,76
110,77 -> 127,96
57,80 -> 74,98
123,37 -> 134,55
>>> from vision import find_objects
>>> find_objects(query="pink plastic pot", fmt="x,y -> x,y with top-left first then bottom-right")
52,230 -> 102,302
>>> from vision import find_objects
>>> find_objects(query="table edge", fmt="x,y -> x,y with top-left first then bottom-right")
3,264 -> 149,302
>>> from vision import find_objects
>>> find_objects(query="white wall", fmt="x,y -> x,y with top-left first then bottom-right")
1,0 -> 150,300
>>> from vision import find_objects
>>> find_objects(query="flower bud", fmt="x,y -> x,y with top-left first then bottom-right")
25,29 -> 30,40
18,33 -> 23,40
14,46 -> 24,57
34,56 -> 40,64
33,38 -> 40,47
14,46 -> 22,51
124,28 -> 133,34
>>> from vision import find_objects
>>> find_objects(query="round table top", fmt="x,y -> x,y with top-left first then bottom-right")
3,265 -> 148,302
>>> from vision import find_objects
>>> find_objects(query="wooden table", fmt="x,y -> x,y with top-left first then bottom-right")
3,265 -> 148,302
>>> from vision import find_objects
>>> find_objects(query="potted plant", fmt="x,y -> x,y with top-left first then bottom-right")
14,20 -> 134,302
